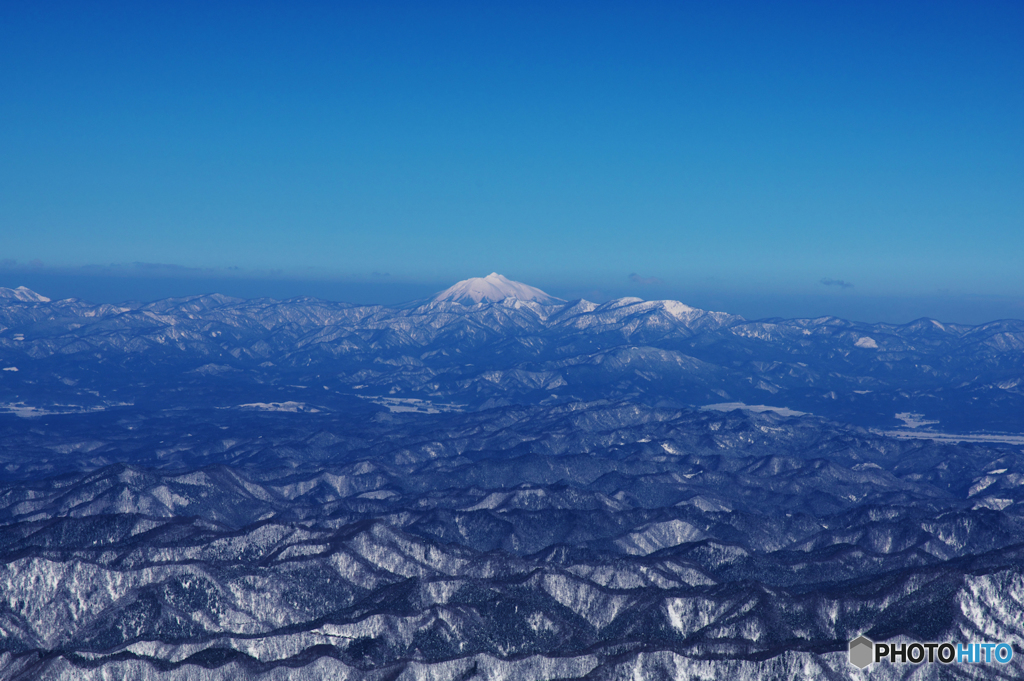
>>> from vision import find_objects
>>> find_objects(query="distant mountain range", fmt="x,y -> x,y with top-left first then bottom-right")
1,275 -> 1021,432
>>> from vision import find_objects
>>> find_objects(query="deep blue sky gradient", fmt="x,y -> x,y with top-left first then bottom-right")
1,1 -> 1022,321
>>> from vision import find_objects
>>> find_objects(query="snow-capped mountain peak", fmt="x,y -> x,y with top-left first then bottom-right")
431,273 -> 565,305
0,286 -> 51,303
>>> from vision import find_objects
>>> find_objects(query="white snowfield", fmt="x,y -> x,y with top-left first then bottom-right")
236,401 -> 320,413
701,402 -> 807,418
878,429 -> 1024,446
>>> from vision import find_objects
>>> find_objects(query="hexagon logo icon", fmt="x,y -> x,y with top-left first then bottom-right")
849,635 -> 874,669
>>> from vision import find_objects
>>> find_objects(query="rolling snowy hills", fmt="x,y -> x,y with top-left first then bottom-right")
0,277 -> 1022,679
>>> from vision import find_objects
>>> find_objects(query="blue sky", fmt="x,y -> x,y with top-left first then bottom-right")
1,1 -> 1022,321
